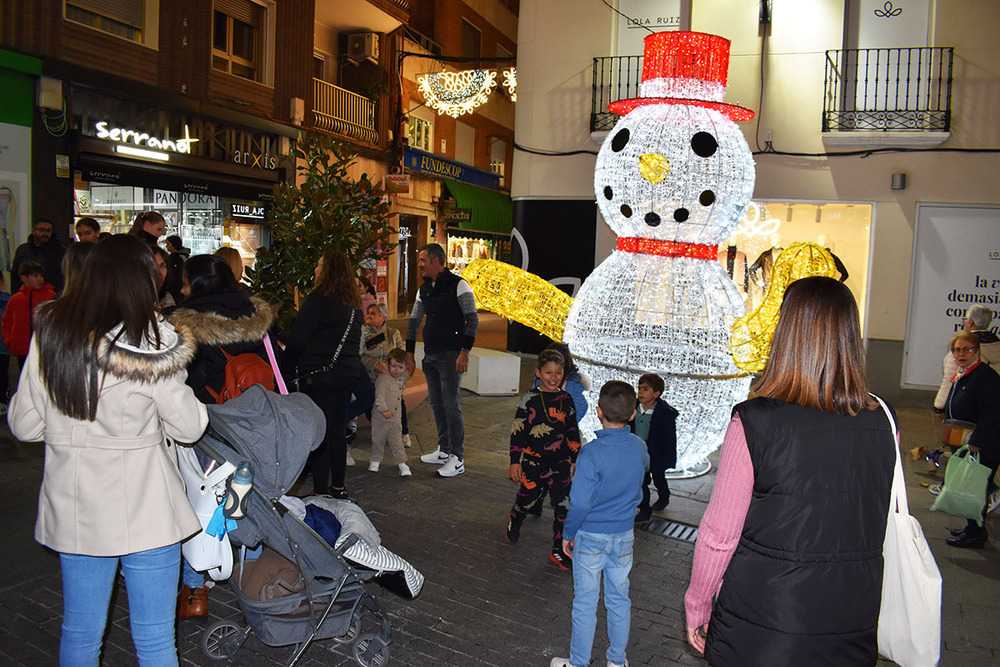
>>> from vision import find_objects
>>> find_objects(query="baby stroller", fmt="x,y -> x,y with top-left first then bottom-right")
185,386 -> 394,666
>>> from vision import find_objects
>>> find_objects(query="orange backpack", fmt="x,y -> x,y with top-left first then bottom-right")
206,347 -> 276,404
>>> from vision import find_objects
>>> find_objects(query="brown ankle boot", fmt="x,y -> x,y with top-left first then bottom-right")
177,585 -> 208,619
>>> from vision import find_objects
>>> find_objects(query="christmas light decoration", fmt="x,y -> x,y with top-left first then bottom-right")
461,259 -> 572,342
735,201 -> 781,239
565,31 -> 758,473
729,242 -> 838,372
502,68 -> 517,102
417,69 -> 498,118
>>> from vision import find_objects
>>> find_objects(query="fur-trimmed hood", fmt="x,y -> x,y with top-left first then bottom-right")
168,294 -> 274,347
98,318 -> 197,382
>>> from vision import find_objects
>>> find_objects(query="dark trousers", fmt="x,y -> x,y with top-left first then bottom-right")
0,354 -> 9,402
512,456 -> 573,546
964,456 -> 999,538
303,374 -> 355,494
638,469 -> 670,515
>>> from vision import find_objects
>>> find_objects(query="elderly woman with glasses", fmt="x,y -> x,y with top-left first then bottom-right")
941,330 -> 1000,548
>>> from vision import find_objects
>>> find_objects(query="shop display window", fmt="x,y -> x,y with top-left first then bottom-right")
74,177 -> 267,273
720,201 -> 873,333
447,231 -> 511,273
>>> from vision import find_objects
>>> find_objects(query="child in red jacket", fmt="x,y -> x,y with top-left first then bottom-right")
2,261 -> 56,368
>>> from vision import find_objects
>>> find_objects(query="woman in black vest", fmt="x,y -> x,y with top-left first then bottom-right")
684,276 -> 895,666
282,250 -> 362,499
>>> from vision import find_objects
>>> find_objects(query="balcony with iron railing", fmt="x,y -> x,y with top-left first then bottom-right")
823,46 -> 953,146
591,55 -> 642,134
312,78 -> 379,145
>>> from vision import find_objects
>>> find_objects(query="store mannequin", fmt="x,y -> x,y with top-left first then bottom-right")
750,233 -> 784,291
817,234 -> 849,283
717,235 -> 749,294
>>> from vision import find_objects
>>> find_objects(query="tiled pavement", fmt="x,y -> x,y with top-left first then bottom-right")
1,358 -> 998,666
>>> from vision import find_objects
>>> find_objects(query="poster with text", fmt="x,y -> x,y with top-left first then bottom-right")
903,204 -> 1000,387
0,121 -> 32,274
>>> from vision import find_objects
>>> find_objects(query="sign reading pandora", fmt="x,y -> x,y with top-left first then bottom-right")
95,121 -> 198,154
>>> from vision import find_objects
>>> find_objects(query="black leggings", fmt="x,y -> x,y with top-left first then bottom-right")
304,374 -> 355,493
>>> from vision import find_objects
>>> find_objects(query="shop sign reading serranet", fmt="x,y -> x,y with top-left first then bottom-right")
95,121 -> 198,154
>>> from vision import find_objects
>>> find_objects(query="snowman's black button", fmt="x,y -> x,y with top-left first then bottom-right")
620,204 -> 633,218
644,212 -> 661,227
603,186 -> 613,200
699,190 -> 715,206
673,208 -> 690,222
691,132 -> 718,158
611,128 -> 630,152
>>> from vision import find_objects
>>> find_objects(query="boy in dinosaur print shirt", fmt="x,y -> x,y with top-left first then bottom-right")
505,349 -> 581,571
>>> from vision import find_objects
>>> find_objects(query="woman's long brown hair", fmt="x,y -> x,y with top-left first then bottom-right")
35,235 -> 161,421
752,276 -> 877,415
313,249 -> 361,308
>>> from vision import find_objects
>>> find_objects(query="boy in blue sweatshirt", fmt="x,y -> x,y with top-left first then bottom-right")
551,381 -> 649,667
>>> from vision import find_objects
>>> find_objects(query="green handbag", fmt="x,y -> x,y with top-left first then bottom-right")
930,444 -> 992,525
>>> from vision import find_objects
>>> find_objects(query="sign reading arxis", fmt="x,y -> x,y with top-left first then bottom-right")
95,121 -> 198,154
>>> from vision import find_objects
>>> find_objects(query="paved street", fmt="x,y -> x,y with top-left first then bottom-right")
1,352 -> 999,666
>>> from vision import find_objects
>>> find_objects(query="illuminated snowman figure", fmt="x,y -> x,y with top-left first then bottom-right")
564,32 -> 756,473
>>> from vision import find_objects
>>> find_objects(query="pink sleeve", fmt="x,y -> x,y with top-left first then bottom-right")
684,414 -> 754,630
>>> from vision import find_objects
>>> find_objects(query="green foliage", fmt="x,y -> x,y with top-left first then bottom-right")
246,133 -> 396,330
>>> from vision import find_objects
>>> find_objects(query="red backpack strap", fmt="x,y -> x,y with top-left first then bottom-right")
204,346 -> 237,404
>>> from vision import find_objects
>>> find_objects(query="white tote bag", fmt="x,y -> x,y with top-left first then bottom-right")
874,396 -> 942,667
177,445 -> 236,581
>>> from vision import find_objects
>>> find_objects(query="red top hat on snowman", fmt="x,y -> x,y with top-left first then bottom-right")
608,31 -> 755,121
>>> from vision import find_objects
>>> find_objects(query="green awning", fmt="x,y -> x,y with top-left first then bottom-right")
443,180 -> 512,234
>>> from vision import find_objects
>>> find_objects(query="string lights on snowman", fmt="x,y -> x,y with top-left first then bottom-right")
563,32 -> 757,473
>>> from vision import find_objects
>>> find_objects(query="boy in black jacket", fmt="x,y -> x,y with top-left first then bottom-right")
631,373 -> 678,525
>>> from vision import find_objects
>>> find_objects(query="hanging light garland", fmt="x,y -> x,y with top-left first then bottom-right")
502,68 -> 517,101
417,69 -> 498,117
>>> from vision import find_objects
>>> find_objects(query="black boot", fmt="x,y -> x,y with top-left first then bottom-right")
947,521 -> 987,548
506,509 -> 525,543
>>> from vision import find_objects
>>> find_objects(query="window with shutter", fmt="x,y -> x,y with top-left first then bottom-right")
212,0 -> 267,82
65,0 -> 146,43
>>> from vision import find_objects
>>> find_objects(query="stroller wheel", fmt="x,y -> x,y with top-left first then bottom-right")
202,620 -> 247,661
332,617 -> 361,645
353,633 -> 390,667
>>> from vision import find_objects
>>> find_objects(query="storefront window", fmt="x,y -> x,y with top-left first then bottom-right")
446,231 -> 511,274
74,177 -> 267,273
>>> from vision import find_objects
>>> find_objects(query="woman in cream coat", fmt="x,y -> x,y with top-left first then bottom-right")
8,234 -> 208,666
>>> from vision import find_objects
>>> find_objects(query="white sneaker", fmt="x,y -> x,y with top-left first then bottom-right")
608,660 -> 629,667
346,448 -> 356,466
438,455 -> 465,477
420,448 -> 450,465
549,659 -> 574,667
368,461 -> 380,472
989,489 -> 1000,514
399,463 -> 412,477
402,434 -> 412,448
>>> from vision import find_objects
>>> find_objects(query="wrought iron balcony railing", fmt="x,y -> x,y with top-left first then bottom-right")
823,47 -> 953,132
312,78 -> 378,144
591,55 -> 641,133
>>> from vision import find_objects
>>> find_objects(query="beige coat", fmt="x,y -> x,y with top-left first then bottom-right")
9,319 -> 209,557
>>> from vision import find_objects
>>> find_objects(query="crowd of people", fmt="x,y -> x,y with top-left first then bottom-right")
3,211 -> 996,666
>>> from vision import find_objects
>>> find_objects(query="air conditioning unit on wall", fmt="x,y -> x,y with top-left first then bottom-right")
347,33 -> 379,64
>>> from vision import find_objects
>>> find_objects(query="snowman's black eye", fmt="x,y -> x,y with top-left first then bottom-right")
673,208 -> 689,222
699,190 -> 715,206
620,204 -> 633,218
644,212 -> 661,227
691,132 -> 718,158
611,128 -> 630,152
603,186 -> 613,200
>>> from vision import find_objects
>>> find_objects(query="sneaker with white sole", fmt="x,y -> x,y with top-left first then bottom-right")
607,660 -> 629,667
346,448 -> 356,466
420,448 -> 450,465
399,463 -> 412,477
549,659 -> 575,667
929,484 -> 942,496
989,489 -> 1000,514
368,461 -> 380,472
438,455 -> 465,477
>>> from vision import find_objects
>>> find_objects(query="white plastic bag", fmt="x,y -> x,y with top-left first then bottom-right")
874,396 -> 942,667
177,446 -> 236,581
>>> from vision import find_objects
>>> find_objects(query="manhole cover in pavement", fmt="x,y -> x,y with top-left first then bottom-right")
641,519 -> 699,543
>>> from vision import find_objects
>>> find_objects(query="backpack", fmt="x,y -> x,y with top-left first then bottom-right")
206,346 -> 276,404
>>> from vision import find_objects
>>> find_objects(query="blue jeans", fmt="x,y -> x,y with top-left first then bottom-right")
59,543 -> 181,666
570,530 -> 634,667
422,350 -> 464,459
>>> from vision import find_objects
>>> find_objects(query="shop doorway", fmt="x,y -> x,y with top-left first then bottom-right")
397,214 -> 422,316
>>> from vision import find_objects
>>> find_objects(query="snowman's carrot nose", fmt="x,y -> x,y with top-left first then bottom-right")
639,153 -> 670,183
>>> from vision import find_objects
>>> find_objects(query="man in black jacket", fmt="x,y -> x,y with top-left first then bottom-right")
11,218 -> 65,293
406,243 -> 478,478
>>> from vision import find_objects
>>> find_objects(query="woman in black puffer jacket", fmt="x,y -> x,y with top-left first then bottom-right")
167,254 -> 274,404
